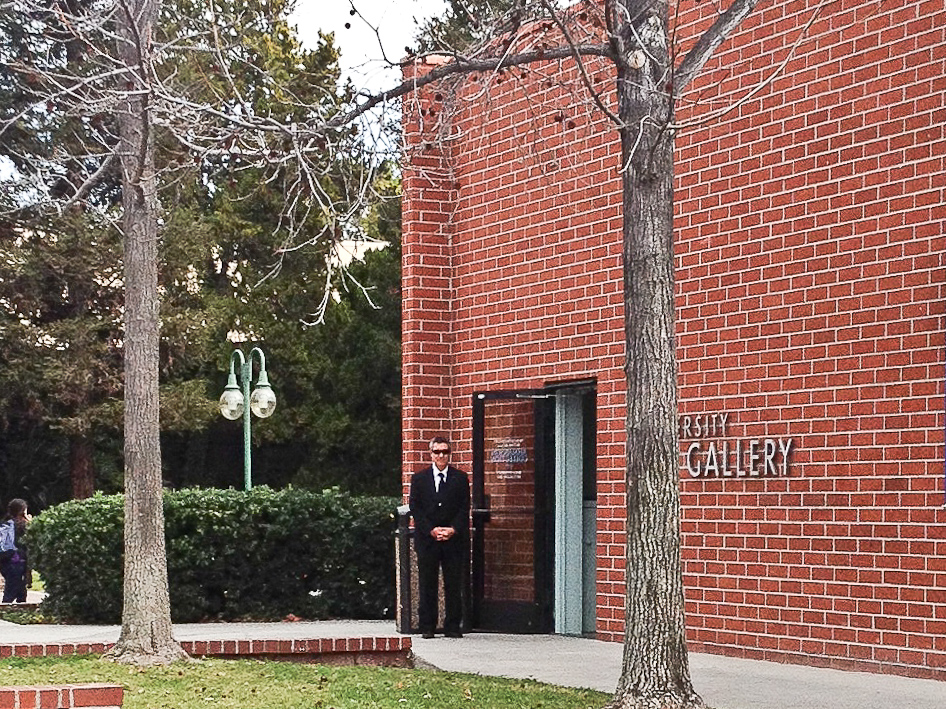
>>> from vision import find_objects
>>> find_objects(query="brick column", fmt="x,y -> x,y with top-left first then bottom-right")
401,57 -> 459,492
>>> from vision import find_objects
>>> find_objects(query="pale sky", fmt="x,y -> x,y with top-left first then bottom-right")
289,0 -> 447,92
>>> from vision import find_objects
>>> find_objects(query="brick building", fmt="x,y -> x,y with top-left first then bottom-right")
400,1 -> 945,679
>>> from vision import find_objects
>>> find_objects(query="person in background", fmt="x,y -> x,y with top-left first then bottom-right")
409,436 -> 470,638
0,498 -> 32,603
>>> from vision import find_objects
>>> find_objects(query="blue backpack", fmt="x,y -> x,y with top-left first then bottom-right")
0,519 -> 15,561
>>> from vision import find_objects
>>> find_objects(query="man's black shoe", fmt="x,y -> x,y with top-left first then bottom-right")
444,630 -> 463,638
422,631 -> 435,639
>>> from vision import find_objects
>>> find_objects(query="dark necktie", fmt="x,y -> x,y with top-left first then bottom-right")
438,472 -> 445,492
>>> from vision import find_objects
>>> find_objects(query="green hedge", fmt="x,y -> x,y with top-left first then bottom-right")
28,487 -> 398,624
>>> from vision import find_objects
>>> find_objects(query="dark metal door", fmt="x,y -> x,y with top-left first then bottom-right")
471,390 -> 553,633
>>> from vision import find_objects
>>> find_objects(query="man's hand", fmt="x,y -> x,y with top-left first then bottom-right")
431,526 -> 456,542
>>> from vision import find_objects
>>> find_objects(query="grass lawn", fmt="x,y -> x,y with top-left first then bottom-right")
0,655 -> 610,709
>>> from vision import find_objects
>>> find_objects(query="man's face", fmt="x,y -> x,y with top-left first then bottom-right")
430,444 -> 451,467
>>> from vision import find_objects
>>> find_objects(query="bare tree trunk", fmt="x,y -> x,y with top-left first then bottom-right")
104,0 -> 186,665
607,2 -> 703,707
70,435 -> 95,500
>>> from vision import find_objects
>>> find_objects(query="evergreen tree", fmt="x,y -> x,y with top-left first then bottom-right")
0,214 -> 124,499
414,0 -> 525,53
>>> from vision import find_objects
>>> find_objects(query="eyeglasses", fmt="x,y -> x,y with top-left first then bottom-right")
431,449 -> 450,456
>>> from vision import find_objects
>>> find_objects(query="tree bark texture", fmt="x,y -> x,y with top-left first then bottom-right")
104,0 -> 186,665
69,435 -> 95,500
607,2 -> 704,708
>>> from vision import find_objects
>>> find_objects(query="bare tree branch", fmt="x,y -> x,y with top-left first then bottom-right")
330,41 -> 614,130
674,0 -> 761,93
539,0 -> 622,126
673,0 -> 830,129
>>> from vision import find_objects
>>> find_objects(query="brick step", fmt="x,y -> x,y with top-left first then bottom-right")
0,684 -> 122,709
0,636 -> 412,667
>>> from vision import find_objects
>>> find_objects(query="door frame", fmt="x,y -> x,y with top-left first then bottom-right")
470,381 -> 596,634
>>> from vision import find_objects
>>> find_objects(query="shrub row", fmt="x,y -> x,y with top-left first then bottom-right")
28,487 -> 398,624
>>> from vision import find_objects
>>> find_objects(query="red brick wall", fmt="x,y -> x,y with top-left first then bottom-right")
401,0 -> 946,677
674,0 -> 946,677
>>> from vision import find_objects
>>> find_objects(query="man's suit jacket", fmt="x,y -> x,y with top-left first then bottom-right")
409,465 -> 470,554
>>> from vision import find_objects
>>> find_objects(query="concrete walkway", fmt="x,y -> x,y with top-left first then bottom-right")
410,632 -> 946,709
0,617 -> 943,708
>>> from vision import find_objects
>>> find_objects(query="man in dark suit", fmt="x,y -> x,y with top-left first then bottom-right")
409,436 -> 470,638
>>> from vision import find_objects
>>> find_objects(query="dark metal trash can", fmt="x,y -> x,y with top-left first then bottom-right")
394,504 -> 415,634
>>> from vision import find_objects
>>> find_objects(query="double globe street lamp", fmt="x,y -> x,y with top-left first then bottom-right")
219,346 -> 276,491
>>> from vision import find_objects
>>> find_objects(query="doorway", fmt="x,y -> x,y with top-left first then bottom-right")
470,384 -> 597,635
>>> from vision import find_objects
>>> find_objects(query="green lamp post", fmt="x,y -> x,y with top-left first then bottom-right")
219,346 -> 276,490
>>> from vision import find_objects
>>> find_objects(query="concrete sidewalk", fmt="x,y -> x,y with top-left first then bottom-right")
1,618 -> 943,708
410,632 -> 946,709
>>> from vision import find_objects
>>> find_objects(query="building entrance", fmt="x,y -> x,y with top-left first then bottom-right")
470,384 -> 596,635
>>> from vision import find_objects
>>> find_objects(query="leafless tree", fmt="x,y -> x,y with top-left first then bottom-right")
104,0 -> 188,665
0,0 -> 187,663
